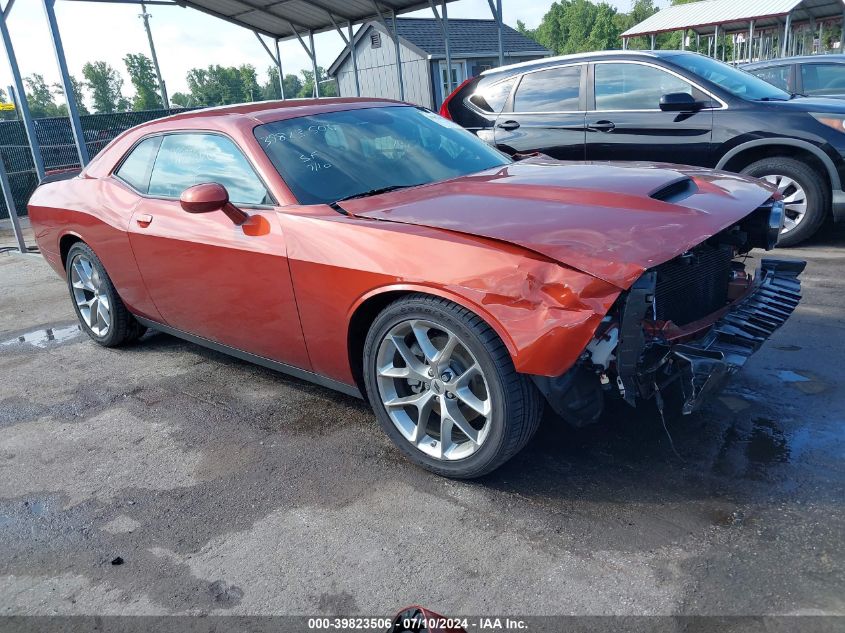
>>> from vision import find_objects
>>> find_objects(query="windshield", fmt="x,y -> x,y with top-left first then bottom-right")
670,53 -> 792,101
254,105 -> 511,206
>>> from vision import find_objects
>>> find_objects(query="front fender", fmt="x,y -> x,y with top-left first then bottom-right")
282,211 -> 621,385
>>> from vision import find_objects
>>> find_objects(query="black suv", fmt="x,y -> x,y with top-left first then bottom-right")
441,50 -> 845,245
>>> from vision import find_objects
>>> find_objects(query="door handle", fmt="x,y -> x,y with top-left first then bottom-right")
588,120 -> 616,132
496,120 -> 521,131
136,214 -> 153,228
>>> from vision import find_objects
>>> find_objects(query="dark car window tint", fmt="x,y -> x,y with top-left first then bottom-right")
801,63 -> 845,96
469,78 -> 516,113
148,133 -> 270,205
513,66 -> 581,112
115,137 -> 160,193
254,106 -> 510,206
750,65 -> 791,91
595,63 -> 701,110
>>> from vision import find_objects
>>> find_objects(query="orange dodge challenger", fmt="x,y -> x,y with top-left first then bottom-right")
28,99 -> 803,478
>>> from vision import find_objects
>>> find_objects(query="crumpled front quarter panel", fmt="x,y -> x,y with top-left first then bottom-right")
280,210 -> 621,385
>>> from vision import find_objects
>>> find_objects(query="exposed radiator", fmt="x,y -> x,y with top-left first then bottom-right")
653,244 -> 733,326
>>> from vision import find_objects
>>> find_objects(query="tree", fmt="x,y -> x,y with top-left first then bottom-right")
82,61 -> 129,113
261,67 -> 303,100
186,65 -> 245,106
515,19 -> 536,39
52,76 -> 89,116
239,64 -> 261,102
170,91 -> 193,108
297,66 -> 337,98
124,53 -> 162,111
24,74 -> 63,118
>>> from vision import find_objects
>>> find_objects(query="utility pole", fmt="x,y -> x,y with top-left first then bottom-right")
140,2 -> 169,109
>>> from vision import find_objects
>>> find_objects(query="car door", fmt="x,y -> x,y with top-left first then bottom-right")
585,61 -> 714,165
493,63 -> 587,160
125,131 -> 311,369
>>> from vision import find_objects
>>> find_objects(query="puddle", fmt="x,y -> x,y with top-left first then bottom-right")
776,370 -> 811,383
1,324 -> 81,349
774,369 -> 830,395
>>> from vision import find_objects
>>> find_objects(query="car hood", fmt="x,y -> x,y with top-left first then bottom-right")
763,95 -> 845,112
341,159 -> 775,289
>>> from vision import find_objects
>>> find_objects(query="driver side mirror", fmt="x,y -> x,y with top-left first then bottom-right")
180,183 -> 248,225
659,92 -> 706,112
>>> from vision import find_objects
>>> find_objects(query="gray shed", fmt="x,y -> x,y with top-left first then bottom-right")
327,18 -> 552,110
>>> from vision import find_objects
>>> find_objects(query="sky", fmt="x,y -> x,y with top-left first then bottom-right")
0,0 -> 660,107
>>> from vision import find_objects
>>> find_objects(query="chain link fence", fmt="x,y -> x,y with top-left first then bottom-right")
0,108 -> 193,219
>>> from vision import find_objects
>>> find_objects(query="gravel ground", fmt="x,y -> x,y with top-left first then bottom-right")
0,224 -> 843,620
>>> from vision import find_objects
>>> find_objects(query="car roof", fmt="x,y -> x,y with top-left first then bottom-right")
141,97 -> 404,128
81,97 -> 407,181
478,49 -> 697,79
743,54 -> 845,69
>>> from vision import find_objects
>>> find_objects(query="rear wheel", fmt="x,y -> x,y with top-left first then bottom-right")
65,242 -> 145,347
363,294 -> 542,478
740,157 -> 828,246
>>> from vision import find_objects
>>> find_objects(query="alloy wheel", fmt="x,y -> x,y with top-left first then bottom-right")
375,319 -> 492,461
761,174 -> 807,234
70,254 -> 111,337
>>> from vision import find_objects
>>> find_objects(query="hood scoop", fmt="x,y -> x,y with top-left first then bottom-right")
649,176 -> 698,203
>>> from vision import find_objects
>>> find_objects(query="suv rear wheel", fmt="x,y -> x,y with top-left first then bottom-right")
740,157 -> 828,246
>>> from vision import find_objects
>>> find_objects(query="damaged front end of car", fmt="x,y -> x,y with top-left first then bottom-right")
533,198 -> 806,424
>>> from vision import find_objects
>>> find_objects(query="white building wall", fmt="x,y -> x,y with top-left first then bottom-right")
334,26 -> 433,109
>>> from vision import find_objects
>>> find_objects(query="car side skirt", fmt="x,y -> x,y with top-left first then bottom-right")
134,317 -> 364,399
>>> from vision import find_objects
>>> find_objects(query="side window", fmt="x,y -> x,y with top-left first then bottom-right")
513,66 -> 582,112
750,65 -> 791,91
147,133 -> 270,205
469,77 -> 516,113
115,136 -> 160,193
595,63 -> 707,111
801,63 -> 845,96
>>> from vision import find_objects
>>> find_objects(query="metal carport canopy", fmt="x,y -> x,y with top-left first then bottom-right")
621,0 -> 845,37
175,0 -> 461,40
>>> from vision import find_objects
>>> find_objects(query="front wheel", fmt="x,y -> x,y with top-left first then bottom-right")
65,242 -> 146,347
363,294 -> 542,478
740,157 -> 828,246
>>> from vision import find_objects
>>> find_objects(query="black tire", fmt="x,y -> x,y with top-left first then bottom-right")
740,156 -> 828,247
65,242 -> 146,347
363,294 -> 542,478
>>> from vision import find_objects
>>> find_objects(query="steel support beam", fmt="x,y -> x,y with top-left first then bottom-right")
714,25 -> 719,59
782,13 -> 792,57
274,38 -> 284,99
140,2 -> 168,108
650,33 -> 655,49
41,0 -> 89,166
0,8 -> 45,181
348,22 -> 359,96
486,0 -> 504,67
328,14 -> 359,97
841,12 -> 844,53
429,0 -> 453,96
289,24 -> 319,98
749,20 -> 755,62
390,9 -> 404,101
255,31 -> 285,99
0,157 -> 26,252
309,30 -> 319,98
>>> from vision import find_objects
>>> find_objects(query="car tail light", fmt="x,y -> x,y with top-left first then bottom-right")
439,77 -> 474,120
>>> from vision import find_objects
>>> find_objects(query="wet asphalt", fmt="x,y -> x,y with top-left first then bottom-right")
0,225 -> 842,618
